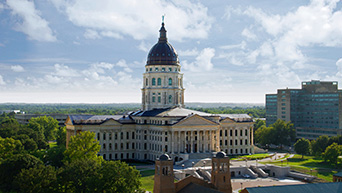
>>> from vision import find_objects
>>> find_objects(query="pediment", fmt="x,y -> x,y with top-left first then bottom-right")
174,114 -> 218,126
220,117 -> 235,123
65,116 -> 73,125
101,118 -> 122,126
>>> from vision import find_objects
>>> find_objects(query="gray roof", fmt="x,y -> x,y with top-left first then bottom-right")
334,171 -> 342,177
245,182 -> 342,193
218,114 -> 253,122
68,115 -> 135,125
131,107 -> 214,117
177,182 -> 222,193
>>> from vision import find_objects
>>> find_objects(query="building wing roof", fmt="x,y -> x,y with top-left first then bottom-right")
334,171 -> 342,177
132,107 -> 214,117
177,182 -> 222,193
244,182 -> 342,193
218,114 -> 253,122
68,115 -> 134,125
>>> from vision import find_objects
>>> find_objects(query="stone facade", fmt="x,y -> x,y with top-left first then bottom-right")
65,21 -> 254,162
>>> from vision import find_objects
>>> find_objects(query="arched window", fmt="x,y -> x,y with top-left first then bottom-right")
146,78 -> 148,86
168,78 -> 172,86
157,78 -> 161,85
169,95 -> 172,103
152,78 -> 156,85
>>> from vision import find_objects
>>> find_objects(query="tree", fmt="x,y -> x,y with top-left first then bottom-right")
63,131 -> 102,164
95,160 -> 143,193
271,119 -> 296,147
58,158 -> 100,193
0,154 -> 43,191
56,126 -> 66,147
254,119 -> 265,131
311,135 -> 329,156
44,146 -> 66,168
13,165 -> 57,193
323,143 -> 342,165
28,116 -> 59,141
294,138 -> 310,158
13,134 -> 38,151
254,125 -> 275,146
0,137 -> 23,163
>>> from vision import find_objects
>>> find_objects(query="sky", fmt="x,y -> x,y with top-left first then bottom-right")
1,0 -> 342,104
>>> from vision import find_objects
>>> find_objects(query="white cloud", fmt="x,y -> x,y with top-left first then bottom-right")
241,28 -> 257,41
0,75 -> 5,85
11,65 -> 25,72
137,41 -> 152,52
243,0 -> 342,63
7,0 -> 56,42
183,48 -> 215,71
84,29 -> 100,39
336,58 -> 342,77
50,0 -> 213,41
54,64 -> 79,77
220,41 -> 246,50
178,48 -> 199,57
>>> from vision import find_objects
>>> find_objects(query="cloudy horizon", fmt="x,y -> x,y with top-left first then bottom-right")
1,0 -> 342,104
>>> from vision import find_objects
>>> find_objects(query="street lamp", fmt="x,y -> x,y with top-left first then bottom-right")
203,161 -> 206,169
192,162 -> 195,169
240,182 -> 243,190
256,159 -> 258,167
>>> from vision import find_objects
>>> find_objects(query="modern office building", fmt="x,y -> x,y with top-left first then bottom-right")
65,21 -> 254,162
266,80 -> 342,139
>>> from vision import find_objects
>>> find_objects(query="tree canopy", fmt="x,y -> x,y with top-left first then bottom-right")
63,131 -> 103,164
294,138 -> 310,158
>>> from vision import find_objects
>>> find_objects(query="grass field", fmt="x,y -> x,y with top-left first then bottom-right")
231,153 -> 272,161
140,169 -> 155,192
261,154 -> 341,182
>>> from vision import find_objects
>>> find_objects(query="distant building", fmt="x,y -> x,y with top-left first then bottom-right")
0,110 -> 21,114
15,114 -> 68,126
266,80 -> 342,139
65,21 -> 254,162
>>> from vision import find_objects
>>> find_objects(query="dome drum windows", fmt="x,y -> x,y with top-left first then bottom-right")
152,78 -> 156,85
168,78 -> 172,86
157,78 -> 161,86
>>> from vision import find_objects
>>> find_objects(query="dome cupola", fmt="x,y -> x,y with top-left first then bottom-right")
146,22 -> 179,66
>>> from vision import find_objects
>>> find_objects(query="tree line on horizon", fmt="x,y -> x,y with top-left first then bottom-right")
0,103 -> 266,118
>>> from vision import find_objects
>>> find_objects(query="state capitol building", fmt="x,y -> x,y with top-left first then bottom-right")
65,21 -> 254,163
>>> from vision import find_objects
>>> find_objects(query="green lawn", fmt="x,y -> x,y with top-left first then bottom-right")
231,153 -> 272,161
261,154 -> 341,182
140,169 -> 155,192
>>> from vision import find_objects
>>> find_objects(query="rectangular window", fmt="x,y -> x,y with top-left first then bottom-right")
127,132 -> 129,139
169,68 -> 172,71
230,130 -> 232,136
162,68 -> 165,71
155,68 -> 159,71
225,130 -> 227,136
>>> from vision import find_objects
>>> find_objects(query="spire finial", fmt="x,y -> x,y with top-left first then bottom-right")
162,14 -> 165,23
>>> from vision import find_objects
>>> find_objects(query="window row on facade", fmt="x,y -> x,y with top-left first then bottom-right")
146,67 -> 180,72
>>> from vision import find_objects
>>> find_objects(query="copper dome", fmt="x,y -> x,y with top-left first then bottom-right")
146,23 -> 179,66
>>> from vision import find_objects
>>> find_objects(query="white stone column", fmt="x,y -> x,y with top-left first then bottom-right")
177,131 -> 181,153
196,130 -> 200,153
171,131 -> 174,154
204,131 -> 207,152
209,130 -> 212,152
190,130 -> 193,153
